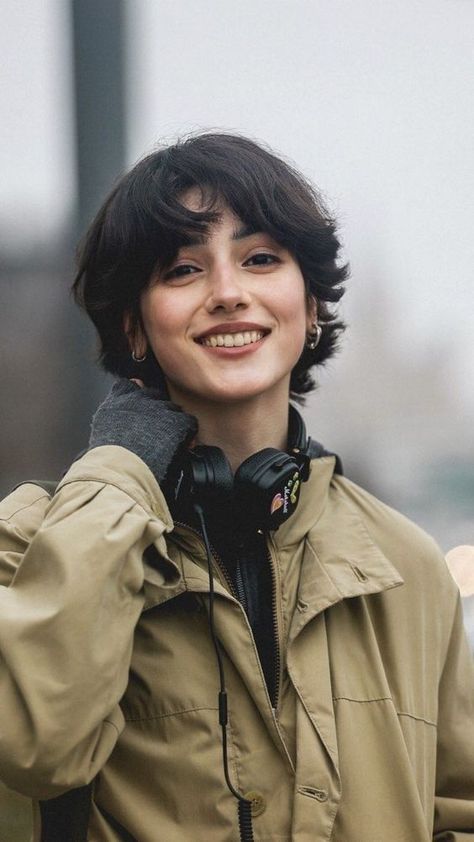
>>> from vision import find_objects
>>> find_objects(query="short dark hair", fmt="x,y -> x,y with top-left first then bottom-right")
73,132 -> 349,400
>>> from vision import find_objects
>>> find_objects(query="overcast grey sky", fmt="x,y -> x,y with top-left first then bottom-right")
0,1 -> 74,242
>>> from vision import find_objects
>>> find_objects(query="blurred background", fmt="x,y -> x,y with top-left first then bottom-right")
1,0 -> 473,837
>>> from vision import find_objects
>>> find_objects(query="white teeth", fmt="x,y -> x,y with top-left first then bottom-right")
201,330 -> 265,348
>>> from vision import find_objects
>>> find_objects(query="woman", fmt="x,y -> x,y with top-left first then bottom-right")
0,133 -> 472,842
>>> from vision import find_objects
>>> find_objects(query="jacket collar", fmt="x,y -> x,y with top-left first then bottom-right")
274,456 -> 404,634
290,468 -> 404,639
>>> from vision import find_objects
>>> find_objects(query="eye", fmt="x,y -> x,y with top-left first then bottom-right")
162,264 -> 201,284
244,252 -> 281,268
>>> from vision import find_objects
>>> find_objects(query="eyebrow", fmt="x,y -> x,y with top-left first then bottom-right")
231,223 -> 261,241
183,223 -> 263,248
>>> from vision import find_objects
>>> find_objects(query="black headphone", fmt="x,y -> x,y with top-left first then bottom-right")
165,405 -> 312,532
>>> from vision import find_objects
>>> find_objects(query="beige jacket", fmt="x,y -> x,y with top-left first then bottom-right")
0,445 -> 472,841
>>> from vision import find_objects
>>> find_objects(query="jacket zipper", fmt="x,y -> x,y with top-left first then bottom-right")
266,535 -> 282,712
233,560 -> 248,613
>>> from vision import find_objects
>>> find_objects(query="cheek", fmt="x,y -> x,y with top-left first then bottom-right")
140,291 -> 178,349
280,281 -> 309,340
139,290 -> 197,380
139,301 -> 170,374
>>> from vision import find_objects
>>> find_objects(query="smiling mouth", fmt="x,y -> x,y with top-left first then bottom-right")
197,330 -> 267,348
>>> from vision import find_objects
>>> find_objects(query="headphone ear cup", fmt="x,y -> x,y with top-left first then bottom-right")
234,448 -> 303,530
171,445 -> 233,517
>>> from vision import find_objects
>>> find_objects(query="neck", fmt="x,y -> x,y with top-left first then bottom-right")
169,392 -> 290,473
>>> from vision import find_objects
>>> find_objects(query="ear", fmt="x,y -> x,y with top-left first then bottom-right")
123,312 -> 147,358
306,295 -> 318,332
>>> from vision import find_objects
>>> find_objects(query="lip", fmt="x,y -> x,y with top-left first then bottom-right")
194,322 -> 271,341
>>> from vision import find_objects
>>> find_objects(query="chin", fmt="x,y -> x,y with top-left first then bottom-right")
165,364 -> 294,407
197,376 -> 288,406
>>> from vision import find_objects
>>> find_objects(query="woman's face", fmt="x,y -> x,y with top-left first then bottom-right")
137,197 -> 314,411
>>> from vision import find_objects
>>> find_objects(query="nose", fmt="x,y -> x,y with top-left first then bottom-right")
205,263 -> 251,313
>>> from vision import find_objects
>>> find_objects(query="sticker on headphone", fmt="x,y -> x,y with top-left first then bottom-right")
290,477 -> 300,504
270,471 -> 301,517
271,493 -> 284,515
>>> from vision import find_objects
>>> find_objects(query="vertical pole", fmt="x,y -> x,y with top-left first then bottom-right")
57,0 -> 127,456
72,0 -> 127,234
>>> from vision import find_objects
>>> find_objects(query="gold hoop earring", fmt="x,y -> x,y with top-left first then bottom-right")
306,323 -> 322,350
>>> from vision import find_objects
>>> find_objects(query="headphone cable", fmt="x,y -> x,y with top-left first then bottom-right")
194,503 -> 255,842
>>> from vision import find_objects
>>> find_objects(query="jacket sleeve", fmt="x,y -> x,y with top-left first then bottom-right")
0,446 -> 177,800
433,590 -> 474,839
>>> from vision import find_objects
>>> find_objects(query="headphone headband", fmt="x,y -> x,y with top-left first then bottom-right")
288,403 -> 307,451
287,404 -> 311,483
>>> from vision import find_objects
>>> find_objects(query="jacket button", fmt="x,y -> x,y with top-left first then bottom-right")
244,790 -> 266,817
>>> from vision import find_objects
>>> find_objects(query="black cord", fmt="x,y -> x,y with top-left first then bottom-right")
194,503 -> 254,842
238,799 -> 254,842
